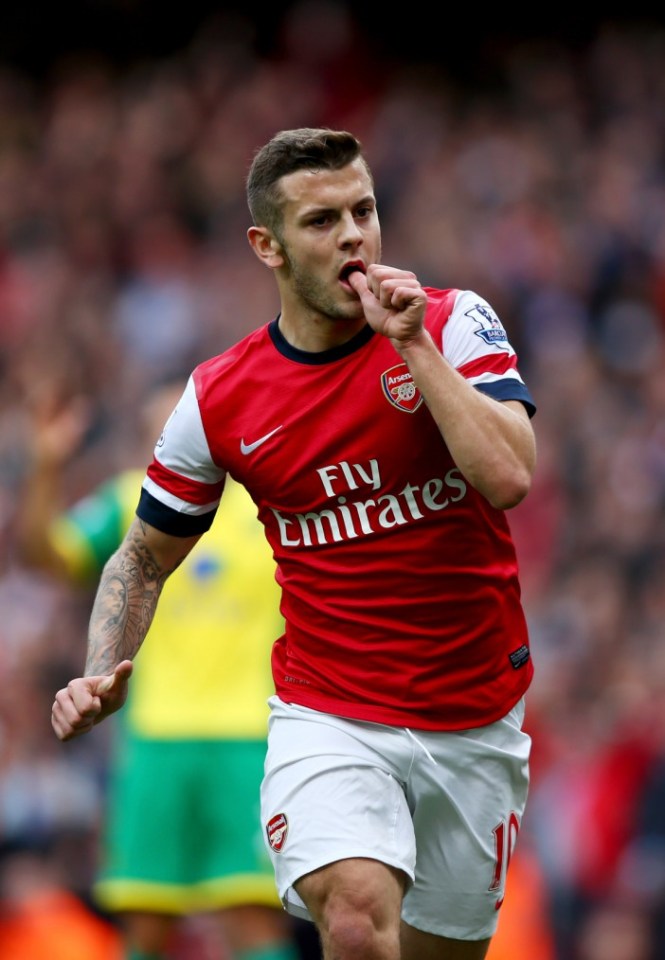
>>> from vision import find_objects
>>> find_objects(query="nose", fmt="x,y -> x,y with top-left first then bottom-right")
338,212 -> 363,247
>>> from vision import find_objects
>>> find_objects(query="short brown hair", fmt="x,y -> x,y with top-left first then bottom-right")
246,127 -> 372,234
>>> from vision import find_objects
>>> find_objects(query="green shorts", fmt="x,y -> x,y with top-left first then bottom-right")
93,733 -> 280,914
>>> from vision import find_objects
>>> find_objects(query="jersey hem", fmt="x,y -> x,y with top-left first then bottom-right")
274,675 -> 532,732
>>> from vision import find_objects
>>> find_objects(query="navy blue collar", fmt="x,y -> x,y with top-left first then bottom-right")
269,316 -> 375,365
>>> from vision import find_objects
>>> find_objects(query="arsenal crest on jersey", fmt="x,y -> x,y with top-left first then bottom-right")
266,812 -> 288,852
381,363 -> 423,413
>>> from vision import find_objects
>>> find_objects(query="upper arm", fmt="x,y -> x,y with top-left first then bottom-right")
502,399 -> 537,476
503,399 -> 534,425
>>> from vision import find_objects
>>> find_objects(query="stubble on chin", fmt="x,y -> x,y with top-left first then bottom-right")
294,274 -> 363,325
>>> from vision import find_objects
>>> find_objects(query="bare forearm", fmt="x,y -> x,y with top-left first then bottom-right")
52,518 -> 197,742
396,331 -> 536,509
84,528 -> 170,676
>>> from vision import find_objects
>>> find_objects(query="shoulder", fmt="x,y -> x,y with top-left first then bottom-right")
426,288 -> 511,342
423,287 -> 466,342
424,286 -> 461,318
424,287 -> 500,322
194,325 -> 273,388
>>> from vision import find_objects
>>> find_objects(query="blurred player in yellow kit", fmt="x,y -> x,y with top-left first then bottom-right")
18,379 -> 302,960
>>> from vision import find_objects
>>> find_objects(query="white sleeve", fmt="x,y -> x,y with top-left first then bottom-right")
443,290 -> 526,391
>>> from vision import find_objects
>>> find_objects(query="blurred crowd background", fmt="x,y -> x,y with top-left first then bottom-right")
0,3 -> 664,959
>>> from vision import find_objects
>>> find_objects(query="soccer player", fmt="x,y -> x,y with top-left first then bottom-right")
52,128 -> 538,960
21,380 -> 301,960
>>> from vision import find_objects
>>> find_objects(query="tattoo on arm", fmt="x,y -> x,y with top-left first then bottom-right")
84,526 -> 176,676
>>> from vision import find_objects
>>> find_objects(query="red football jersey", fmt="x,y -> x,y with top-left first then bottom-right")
140,288 -> 536,730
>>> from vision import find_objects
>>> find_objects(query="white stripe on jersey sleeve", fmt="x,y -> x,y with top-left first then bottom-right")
468,367 -> 525,387
141,475 -> 222,515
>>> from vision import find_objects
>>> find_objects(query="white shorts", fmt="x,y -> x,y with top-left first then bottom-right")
260,696 -> 531,940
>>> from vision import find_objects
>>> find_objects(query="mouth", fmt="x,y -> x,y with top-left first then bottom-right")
339,261 -> 365,291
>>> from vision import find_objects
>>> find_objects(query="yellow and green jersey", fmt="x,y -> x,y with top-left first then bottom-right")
50,473 -> 282,738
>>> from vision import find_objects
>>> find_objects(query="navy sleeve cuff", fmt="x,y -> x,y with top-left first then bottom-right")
137,488 -> 216,537
476,381 -> 536,418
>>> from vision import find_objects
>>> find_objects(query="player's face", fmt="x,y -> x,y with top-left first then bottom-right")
276,159 -> 381,322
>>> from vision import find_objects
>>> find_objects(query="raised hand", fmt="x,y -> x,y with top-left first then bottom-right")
31,392 -> 94,468
349,264 -> 428,345
51,660 -> 133,741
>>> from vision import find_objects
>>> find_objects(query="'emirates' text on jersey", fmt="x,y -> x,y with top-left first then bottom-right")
139,288 -> 536,731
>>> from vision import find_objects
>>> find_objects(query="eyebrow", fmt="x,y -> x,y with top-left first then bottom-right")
300,194 -> 376,218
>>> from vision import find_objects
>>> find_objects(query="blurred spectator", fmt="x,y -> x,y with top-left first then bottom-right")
0,835 -> 122,960
574,901 -> 654,960
486,843 -> 556,960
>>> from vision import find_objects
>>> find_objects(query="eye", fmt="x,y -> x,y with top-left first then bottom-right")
309,213 -> 332,228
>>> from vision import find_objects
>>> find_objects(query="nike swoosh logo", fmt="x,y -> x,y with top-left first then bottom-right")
240,425 -> 283,455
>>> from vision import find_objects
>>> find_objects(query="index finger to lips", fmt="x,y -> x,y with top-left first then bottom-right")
348,270 -> 368,295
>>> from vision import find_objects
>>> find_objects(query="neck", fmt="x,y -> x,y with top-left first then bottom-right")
277,311 -> 367,353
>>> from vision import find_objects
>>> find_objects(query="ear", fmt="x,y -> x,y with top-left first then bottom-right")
247,226 -> 284,269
